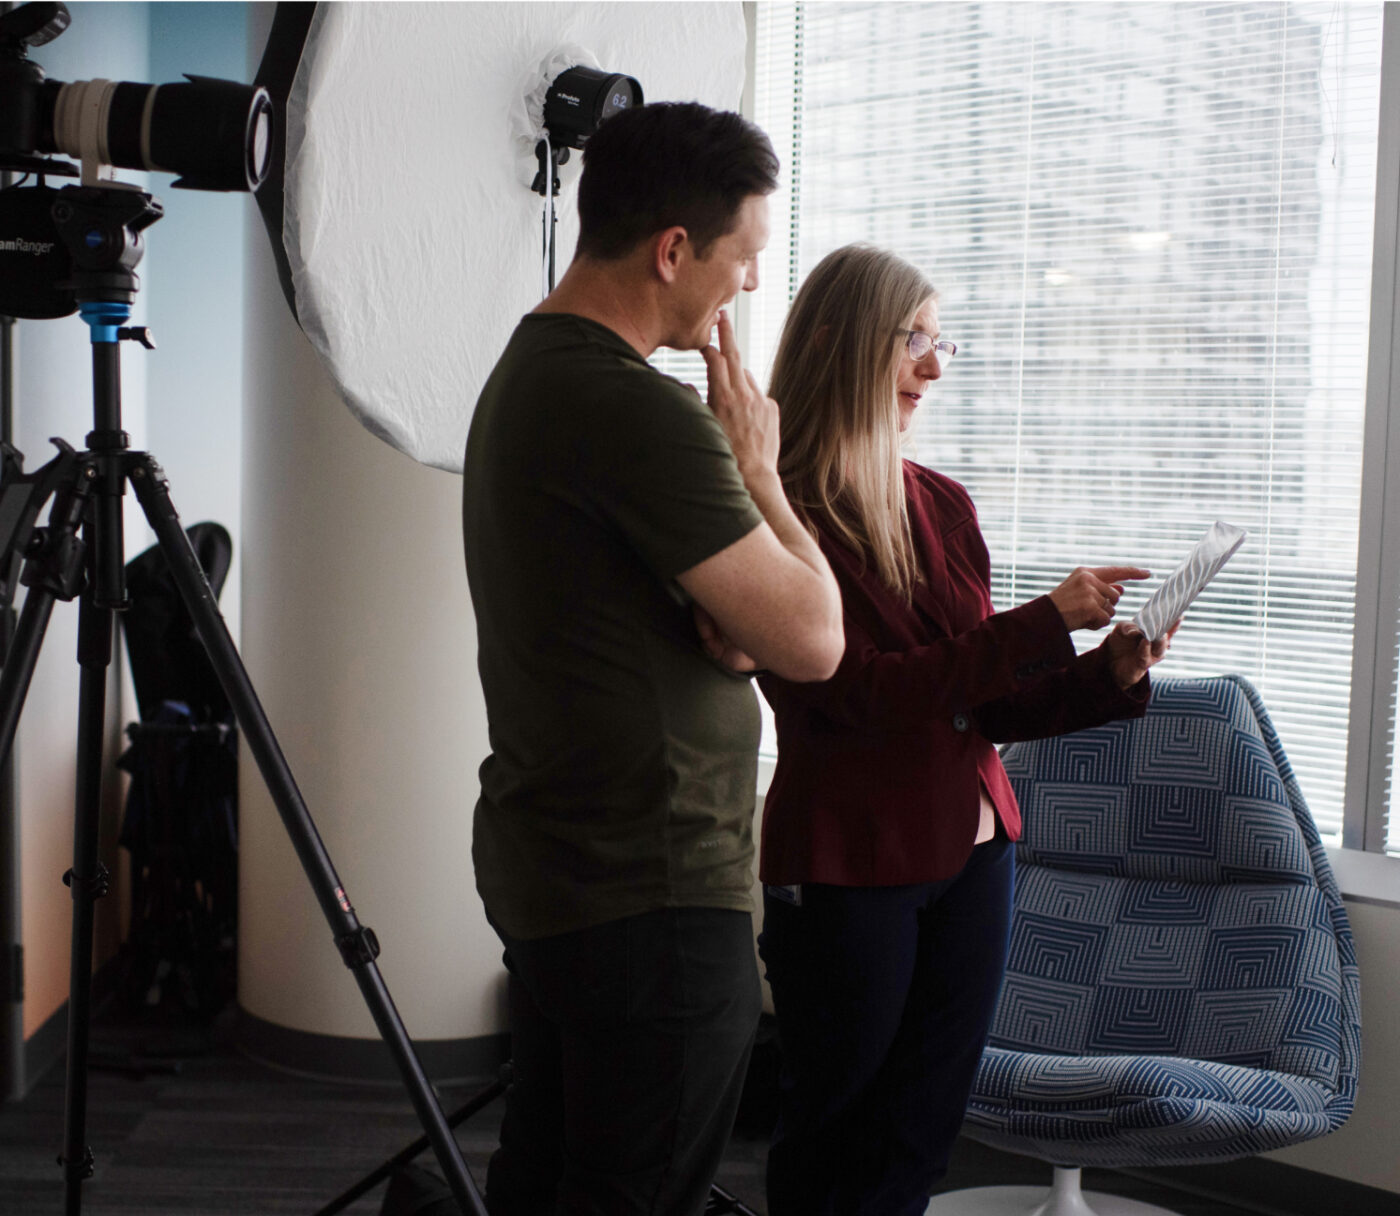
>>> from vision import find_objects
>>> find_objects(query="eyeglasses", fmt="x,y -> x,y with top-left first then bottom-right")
897,330 -> 957,366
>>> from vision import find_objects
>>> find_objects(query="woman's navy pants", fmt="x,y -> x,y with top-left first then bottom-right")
759,833 -> 1015,1216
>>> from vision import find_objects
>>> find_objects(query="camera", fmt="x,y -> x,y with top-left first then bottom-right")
1,1 -> 273,318
2,2 -> 271,190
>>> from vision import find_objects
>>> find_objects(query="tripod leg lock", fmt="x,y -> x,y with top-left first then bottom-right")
62,863 -> 111,902
23,524 -> 87,602
334,925 -> 381,969
57,1145 -> 95,1182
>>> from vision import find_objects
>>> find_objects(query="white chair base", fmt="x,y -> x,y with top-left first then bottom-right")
927,1167 -> 1183,1216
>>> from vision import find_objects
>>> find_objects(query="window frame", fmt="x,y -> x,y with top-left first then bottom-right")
1344,1 -> 1400,857
742,0 -> 1400,886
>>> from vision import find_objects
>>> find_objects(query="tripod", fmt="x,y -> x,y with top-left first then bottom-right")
0,183 -> 486,1216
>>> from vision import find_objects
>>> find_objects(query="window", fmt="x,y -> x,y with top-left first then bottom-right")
749,1 -> 1398,853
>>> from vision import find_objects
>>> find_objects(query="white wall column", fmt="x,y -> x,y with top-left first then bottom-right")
237,168 -> 505,1080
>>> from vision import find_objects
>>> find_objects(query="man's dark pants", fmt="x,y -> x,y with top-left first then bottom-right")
484,906 -> 761,1216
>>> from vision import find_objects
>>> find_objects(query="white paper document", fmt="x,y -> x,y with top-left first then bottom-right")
1133,521 -> 1248,642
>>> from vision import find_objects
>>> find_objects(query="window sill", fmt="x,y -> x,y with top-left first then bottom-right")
1326,846 -> 1400,911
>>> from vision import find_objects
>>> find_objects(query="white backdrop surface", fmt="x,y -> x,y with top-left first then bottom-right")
284,2 -> 748,471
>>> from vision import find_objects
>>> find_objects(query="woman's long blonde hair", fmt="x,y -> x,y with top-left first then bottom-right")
769,244 -> 935,603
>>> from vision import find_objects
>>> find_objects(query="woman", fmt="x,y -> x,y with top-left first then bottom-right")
755,244 -> 1172,1216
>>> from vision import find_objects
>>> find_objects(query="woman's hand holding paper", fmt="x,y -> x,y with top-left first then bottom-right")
1105,620 -> 1178,689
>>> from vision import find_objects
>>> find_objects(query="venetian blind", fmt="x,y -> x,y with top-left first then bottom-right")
751,1 -> 1384,838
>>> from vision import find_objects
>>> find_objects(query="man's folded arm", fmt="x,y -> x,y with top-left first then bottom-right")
678,501 -> 844,683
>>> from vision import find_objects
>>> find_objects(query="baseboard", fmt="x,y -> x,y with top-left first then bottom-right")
1121,1157 -> 1400,1216
235,1005 -> 510,1087
20,955 -> 124,1098
21,997 -> 68,1098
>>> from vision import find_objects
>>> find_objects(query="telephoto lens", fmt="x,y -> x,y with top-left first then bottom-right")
49,75 -> 273,192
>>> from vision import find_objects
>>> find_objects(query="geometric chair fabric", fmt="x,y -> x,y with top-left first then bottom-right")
962,675 -> 1361,1168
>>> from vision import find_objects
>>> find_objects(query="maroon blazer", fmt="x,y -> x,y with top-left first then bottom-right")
758,461 -> 1149,887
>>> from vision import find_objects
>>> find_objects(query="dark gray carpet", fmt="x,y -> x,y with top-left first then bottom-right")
0,1004 -> 1269,1216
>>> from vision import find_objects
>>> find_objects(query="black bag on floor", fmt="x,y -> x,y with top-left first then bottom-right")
116,522 -> 238,1019
379,1165 -> 460,1216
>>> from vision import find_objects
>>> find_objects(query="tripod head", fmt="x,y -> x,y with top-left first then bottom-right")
54,182 -> 163,307
1,166 -> 163,320
0,180 -> 163,626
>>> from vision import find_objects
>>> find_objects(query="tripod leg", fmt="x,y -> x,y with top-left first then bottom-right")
0,581 -> 59,768
127,456 -> 488,1216
0,580 -> 91,1206
313,1076 -> 511,1216
61,597 -> 115,1214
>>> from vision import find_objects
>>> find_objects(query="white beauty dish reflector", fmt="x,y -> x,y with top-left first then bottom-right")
282,2 -> 748,473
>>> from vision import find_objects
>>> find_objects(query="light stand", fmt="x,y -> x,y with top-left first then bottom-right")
0,178 -> 487,1216
531,132 -> 567,293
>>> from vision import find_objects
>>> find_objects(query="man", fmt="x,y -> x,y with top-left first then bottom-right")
461,101 -> 843,1215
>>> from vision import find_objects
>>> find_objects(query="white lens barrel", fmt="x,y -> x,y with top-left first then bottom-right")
51,78 -> 119,179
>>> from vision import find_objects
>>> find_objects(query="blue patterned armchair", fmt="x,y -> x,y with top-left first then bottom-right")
932,675 -> 1360,1216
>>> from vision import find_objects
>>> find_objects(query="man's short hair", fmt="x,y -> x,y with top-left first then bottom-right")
576,102 -> 779,261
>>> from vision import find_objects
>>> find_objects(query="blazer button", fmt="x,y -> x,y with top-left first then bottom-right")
952,712 -> 970,732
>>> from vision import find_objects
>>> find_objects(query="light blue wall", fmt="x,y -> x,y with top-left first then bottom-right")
10,0 -> 251,1071
144,1 -> 250,634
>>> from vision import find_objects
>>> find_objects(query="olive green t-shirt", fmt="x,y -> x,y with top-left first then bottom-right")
462,314 -> 766,940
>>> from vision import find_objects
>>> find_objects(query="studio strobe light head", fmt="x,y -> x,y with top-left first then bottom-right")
543,66 -> 642,149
